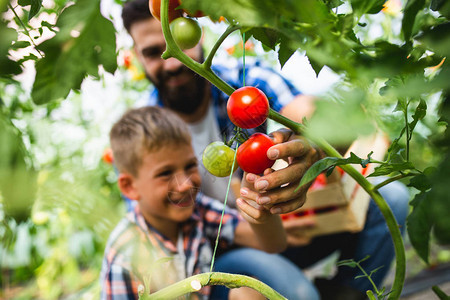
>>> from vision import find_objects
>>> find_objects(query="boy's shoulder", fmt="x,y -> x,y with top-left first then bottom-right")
103,216 -> 143,264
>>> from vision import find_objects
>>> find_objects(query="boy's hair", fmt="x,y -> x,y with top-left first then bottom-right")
110,106 -> 191,176
122,0 -> 153,34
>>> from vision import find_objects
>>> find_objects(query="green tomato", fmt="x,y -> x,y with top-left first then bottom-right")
202,141 -> 237,177
170,17 -> 202,50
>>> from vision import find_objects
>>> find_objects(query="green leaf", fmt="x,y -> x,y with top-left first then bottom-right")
31,0 -> 117,105
428,153 -> 450,244
29,0 -> 42,20
408,98 -> 427,133
11,40 -> 30,49
247,27 -> 280,50
308,90 -> 375,145
278,34 -> 297,68
431,0 -> 450,18
297,152 -> 370,190
407,192 -> 432,263
402,0 -> 426,41
407,173 -> 432,192
0,24 -> 21,77
369,161 -> 415,177
417,22 -> 450,57
350,0 -> 387,16
336,259 -> 358,268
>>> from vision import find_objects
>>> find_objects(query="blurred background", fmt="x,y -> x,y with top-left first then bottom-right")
1,0 -> 449,298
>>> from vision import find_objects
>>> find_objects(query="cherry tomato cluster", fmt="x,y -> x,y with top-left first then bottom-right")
203,86 -> 275,176
203,133 -> 275,177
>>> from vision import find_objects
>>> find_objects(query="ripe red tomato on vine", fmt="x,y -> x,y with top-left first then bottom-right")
237,133 -> 275,174
227,86 -> 270,129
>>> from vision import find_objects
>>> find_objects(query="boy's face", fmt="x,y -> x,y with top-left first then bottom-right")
121,143 -> 201,225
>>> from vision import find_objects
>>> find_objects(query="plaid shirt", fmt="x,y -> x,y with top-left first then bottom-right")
100,192 -> 240,300
147,58 -> 301,141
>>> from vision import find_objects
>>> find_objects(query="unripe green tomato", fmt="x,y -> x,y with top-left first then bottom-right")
170,17 -> 202,50
202,141 -> 237,177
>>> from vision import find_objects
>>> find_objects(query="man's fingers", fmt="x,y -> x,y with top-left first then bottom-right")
255,161 -> 310,192
236,198 -> 264,221
268,128 -> 293,144
268,137 -> 312,160
269,194 -> 307,214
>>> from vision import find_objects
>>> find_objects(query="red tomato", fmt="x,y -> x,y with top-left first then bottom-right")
227,86 -> 270,129
237,133 -> 275,174
102,148 -> 114,164
149,0 -> 182,22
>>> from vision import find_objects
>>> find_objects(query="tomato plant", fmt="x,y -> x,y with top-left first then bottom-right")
237,133 -> 275,174
202,141 -> 237,177
227,86 -> 270,129
170,17 -> 202,50
149,0 -> 182,22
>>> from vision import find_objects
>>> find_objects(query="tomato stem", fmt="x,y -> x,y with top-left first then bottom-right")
204,23 -> 241,69
145,272 -> 287,299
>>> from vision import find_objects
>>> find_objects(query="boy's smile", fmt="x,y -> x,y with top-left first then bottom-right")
128,143 -> 202,234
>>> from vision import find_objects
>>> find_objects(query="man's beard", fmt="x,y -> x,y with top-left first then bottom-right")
149,65 -> 206,114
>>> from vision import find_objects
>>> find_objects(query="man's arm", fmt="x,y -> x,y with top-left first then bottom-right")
233,173 -> 287,253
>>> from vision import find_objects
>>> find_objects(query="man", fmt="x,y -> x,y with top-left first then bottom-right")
120,1 -> 410,299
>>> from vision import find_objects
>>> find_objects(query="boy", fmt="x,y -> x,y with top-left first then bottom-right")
100,106 -> 288,299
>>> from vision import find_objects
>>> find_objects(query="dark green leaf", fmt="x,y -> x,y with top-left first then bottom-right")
417,22 -> 450,57
297,152 -> 371,190
247,27 -> 280,50
31,0 -> 117,104
11,41 -> 30,49
407,173 -> 432,192
18,0 -> 31,6
431,0 -> 450,18
0,25 -> 21,77
29,0 -> 43,20
407,192 -> 432,263
297,157 -> 340,189
402,0 -> 426,41
429,153 -> 450,244
350,0 -> 387,16
278,34 -> 297,68
409,99 -> 427,132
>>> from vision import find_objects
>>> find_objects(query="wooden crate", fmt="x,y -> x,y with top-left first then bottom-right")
280,134 -> 390,238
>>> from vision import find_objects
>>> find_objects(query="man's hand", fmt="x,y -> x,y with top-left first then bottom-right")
236,172 -> 273,225
245,128 -> 322,214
